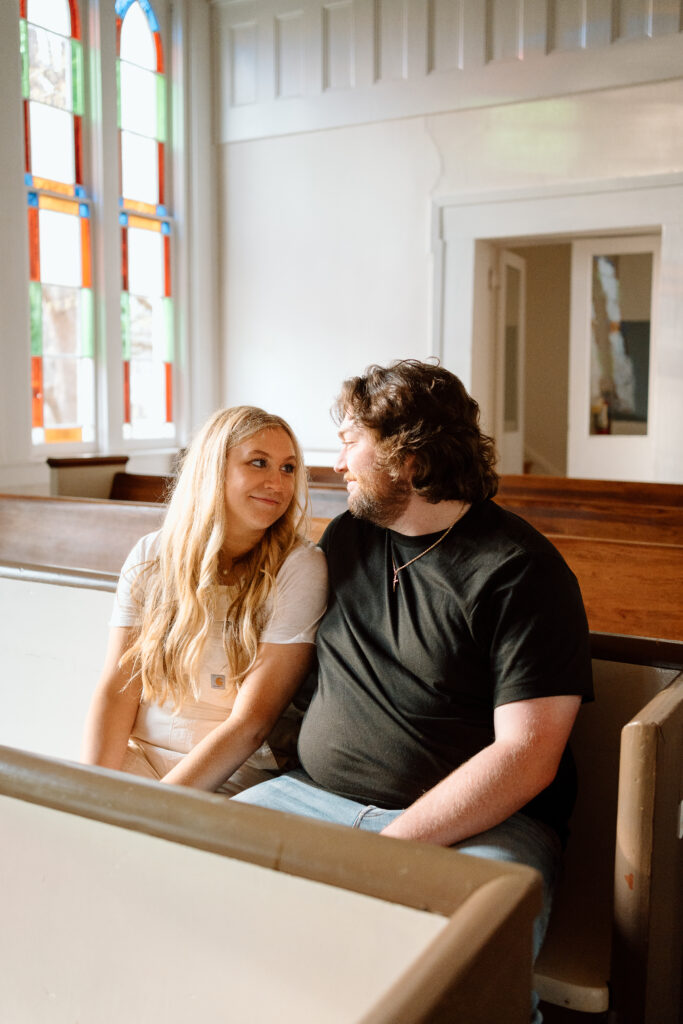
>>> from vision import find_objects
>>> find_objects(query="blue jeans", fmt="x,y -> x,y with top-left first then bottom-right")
233,768 -> 561,1020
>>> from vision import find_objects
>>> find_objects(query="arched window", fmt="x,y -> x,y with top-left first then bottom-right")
116,0 -> 174,441
20,0 -> 94,445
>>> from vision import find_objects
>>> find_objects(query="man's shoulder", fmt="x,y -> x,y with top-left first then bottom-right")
320,510 -> 380,549
463,500 -> 567,562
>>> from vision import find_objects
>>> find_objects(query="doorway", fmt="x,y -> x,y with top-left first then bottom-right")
435,175 -> 683,483
490,235 -> 659,478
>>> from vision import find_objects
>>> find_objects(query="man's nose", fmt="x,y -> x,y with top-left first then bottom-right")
334,451 -> 347,474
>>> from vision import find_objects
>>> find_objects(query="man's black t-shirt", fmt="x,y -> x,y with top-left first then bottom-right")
297,501 -> 594,843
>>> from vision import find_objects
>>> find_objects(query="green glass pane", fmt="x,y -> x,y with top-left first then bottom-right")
20,20 -> 30,99
121,291 -> 131,360
80,288 -> 94,357
29,281 -> 43,356
156,73 -> 166,143
71,39 -> 83,116
163,297 -> 174,361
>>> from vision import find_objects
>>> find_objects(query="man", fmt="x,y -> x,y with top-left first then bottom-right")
235,359 -> 593,974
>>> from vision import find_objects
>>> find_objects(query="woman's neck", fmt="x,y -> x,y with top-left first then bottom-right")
217,528 -> 264,578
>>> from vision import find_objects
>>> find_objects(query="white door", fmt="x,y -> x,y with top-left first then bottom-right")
568,235 -> 659,480
496,250 -> 526,474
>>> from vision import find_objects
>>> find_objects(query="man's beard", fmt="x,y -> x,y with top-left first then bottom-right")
347,472 -> 412,528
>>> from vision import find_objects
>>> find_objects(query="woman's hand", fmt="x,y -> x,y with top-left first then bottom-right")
160,641 -> 315,791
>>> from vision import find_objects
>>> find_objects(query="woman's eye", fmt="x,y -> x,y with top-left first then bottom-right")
282,463 -> 295,475
250,458 -> 267,468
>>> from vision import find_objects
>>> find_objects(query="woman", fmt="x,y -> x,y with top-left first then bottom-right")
81,406 -> 327,795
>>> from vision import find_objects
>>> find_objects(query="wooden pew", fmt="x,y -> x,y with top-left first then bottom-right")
109,471 -> 173,503
494,496 -> 683,544
0,557 -> 680,1021
533,660 -> 683,1021
0,748 -> 541,1024
309,517 -> 683,643
0,493 -> 164,574
496,474 -> 683,508
95,467 -> 683,546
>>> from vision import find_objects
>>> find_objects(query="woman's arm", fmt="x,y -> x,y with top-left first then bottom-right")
81,626 -> 142,770
160,641 -> 315,791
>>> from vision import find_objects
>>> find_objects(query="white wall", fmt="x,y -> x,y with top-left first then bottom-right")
219,78 -> 683,473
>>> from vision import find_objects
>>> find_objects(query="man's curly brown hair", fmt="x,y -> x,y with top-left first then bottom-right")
334,359 -> 498,504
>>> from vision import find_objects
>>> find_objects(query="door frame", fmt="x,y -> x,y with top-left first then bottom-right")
431,173 -> 683,481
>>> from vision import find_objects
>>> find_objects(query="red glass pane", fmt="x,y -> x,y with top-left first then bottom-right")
31,355 -> 44,426
28,206 -> 40,281
68,0 -> 81,41
81,217 -> 91,288
123,360 -> 131,423
74,114 -> 83,186
164,234 -> 171,297
157,140 -> 164,205
120,226 -> 128,291
165,361 -> 172,422
23,100 -> 31,173
154,31 -> 164,73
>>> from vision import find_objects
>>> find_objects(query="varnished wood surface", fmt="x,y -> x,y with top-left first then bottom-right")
497,474 -> 683,507
109,471 -> 173,503
0,494 -> 164,574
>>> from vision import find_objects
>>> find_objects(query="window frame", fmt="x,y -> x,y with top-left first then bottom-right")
22,0 -> 182,461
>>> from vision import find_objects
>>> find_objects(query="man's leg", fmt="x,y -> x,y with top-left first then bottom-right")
231,767 -> 402,830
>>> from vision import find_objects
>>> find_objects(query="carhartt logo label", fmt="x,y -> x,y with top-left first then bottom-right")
211,674 -> 226,689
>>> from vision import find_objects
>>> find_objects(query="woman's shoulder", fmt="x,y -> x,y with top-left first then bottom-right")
277,539 -> 327,582
121,529 -> 162,570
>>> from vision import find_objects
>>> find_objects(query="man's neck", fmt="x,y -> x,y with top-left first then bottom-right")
384,496 -> 471,537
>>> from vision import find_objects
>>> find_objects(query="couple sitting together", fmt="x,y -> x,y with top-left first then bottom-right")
83,358 -> 592,1017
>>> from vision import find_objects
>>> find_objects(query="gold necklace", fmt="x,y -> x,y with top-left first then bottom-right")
391,520 -> 456,592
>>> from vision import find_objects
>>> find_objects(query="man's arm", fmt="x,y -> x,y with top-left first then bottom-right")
380,694 -> 581,845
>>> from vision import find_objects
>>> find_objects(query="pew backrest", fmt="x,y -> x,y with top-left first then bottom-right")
495,496 -> 683,545
0,748 -> 540,1024
497,474 -> 683,508
109,471 -> 174,503
0,493 -> 165,574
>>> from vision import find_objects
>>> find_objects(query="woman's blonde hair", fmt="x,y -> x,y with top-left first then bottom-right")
120,406 -> 309,709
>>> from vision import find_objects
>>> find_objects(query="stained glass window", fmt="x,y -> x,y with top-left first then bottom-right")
21,0 -> 94,445
117,0 -> 174,440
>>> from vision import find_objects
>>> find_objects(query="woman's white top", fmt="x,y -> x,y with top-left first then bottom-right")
110,530 -> 328,776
